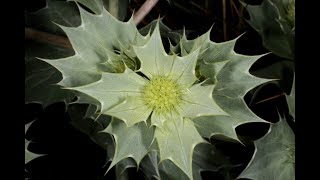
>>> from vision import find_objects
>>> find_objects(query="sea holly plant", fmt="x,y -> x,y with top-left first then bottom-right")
25,0 -> 295,179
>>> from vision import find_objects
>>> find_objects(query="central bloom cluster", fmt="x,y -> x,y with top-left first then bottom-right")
142,76 -> 182,113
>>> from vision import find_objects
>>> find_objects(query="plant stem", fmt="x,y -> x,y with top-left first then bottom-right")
222,0 -> 227,40
109,0 -> 119,19
133,0 -> 159,25
255,93 -> 285,104
25,27 -> 72,49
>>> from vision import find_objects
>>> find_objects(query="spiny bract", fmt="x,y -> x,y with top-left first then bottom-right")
242,0 -> 295,60
41,2 -> 271,179
238,115 -> 295,180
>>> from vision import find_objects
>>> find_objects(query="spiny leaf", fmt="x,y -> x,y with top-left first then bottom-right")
212,53 -> 271,125
115,158 -> 137,179
238,116 -> 295,180
286,75 -> 295,120
25,141 -> 43,164
103,118 -> 155,171
42,5 -> 148,87
169,49 -> 200,88
192,143 -> 234,180
199,60 -> 228,84
180,83 -> 227,118
68,103 -> 114,162
179,34 -> 271,142
68,103 -> 111,136
250,59 -> 294,93
159,143 -> 235,180
134,22 -> 201,88
133,22 -> 176,79
159,160 -> 190,180
177,29 -> 212,56
241,0 -> 295,59
155,117 -> 205,180
140,150 -> 161,179
72,91 -> 102,109
26,0 -> 81,35
25,121 -> 44,164
106,96 -> 152,127
25,41 -> 75,107
193,116 -> 238,141
69,69 -> 147,121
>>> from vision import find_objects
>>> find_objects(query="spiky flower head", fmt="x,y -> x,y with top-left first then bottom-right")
41,3 -> 270,179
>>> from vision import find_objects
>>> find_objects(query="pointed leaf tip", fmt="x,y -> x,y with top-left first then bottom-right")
104,119 -> 154,172
155,117 -> 204,180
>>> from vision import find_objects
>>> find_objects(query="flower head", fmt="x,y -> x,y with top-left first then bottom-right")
42,6 -> 269,179
70,22 -> 227,128
142,75 -> 183,114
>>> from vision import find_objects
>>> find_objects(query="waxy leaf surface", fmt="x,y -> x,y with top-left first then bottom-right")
238,117 -> 295,180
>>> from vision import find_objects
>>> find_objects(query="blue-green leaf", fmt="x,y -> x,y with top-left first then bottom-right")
238,116 -> 295,180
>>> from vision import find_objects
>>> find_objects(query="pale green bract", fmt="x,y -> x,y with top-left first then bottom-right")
41,3 -> 271,179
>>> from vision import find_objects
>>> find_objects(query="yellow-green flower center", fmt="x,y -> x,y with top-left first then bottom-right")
285,146 -> 295,164
143,76 -> 182,113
